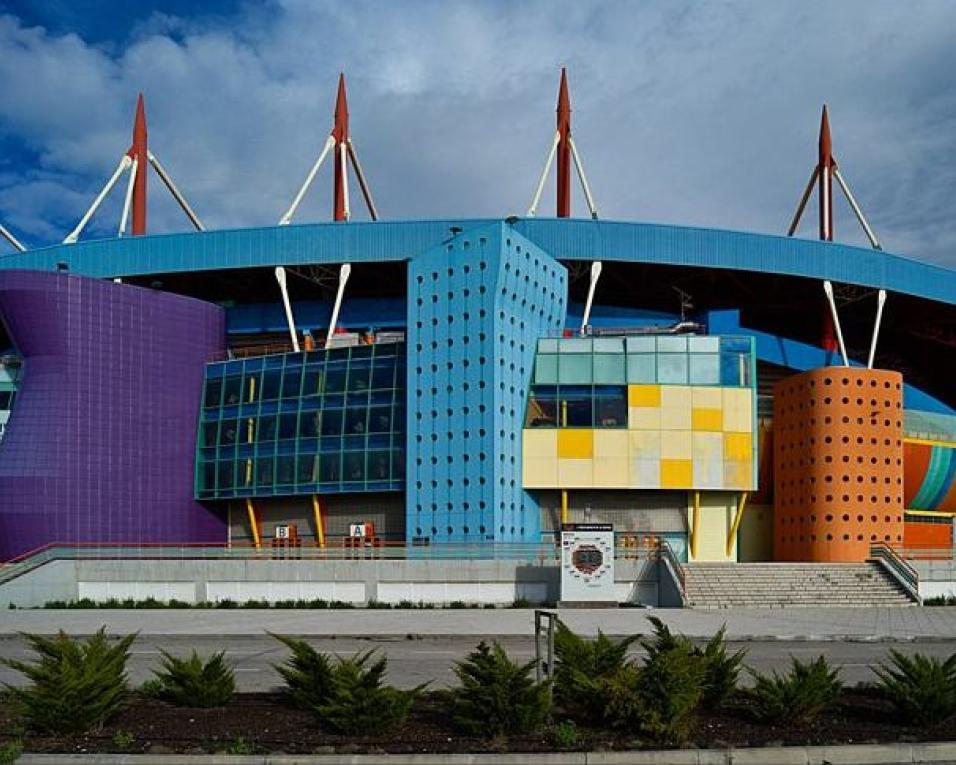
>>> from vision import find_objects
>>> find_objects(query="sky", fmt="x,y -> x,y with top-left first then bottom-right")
1,0 -> 955,266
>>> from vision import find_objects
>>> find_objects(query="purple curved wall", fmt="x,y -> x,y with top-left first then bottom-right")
0,270 -> 227,560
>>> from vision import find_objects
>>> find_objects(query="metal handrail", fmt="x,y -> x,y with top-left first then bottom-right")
656,540 -> 687,606
869,542 -> 921,603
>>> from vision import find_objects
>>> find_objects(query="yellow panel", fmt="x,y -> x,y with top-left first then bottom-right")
593,458 -> 630,488
628,406 -> 661,429
557,429 -> 593,459
724,432 -> 752,461
723,460 -> 753,489
661,430 -> 692,459
523,457 -> 558,488
523,429 -> 557,459
692,386 -> 722,408
722,405 -> 753,433
628,384 -> 661,407
661,385 -> 692,409
660,405 -> 692,430
692,407 -> 722,431
558,458 -> 594,488
688,492 -> 736,562
661,458 -> 693,488
722,387 -> 752,412
593,430 -> 629,459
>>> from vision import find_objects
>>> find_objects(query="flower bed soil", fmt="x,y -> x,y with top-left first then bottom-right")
2,689 -> 953,756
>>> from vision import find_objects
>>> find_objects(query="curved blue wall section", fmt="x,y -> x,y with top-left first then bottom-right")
406,223 -> 567,544
0,270 -> 227,560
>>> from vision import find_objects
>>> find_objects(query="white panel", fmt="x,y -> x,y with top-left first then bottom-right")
78,581 -> 195,603
204,581 -> 365,603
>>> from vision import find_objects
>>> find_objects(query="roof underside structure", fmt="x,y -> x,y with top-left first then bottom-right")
2,218 -> 955,407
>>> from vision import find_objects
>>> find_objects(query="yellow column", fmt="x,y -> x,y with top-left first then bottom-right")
690,491 -> 701,560
311,494 -> 326,548
245,498 -> 261,549
725,491 -> 750,558
560,489 -> 569,527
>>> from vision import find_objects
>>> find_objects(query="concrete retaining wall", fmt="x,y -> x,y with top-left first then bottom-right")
1,557 -> 659,608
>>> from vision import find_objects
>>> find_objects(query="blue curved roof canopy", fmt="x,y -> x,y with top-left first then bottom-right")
2,218 -> 954,306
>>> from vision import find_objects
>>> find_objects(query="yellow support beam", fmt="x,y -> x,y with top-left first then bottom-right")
312,494 -> 326,548
245,498 -> 261,549
905,509 -> 956,518
690,491 -> 701,560
726,491 -> 750,558
560,489 -> 569,527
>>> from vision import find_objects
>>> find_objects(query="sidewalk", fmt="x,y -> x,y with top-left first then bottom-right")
3,606 -> 956,640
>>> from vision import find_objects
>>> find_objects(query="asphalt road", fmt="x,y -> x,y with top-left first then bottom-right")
3,634 -> 956,691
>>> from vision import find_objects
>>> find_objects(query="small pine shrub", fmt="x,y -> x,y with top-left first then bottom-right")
223,736 -> 253,754
748,656 -> 842,725
139,678 -> 164,698
0,628 -> 136,734
150,650 -> 235,707
112,729 -> 135,750
452,640 -> 551,737
270,633 -> 334,710
643,617 -> 744,708
874,650 -> 956,725
698,625 -> 746,707
317,650 -> 423,735
550,719 -> 580,749
604,640 -> 706,745
553,620 -> 639,723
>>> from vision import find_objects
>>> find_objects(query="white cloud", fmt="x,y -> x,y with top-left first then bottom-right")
0,1 -> 955,266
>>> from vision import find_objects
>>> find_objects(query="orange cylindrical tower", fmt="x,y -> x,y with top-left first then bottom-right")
773,367 -> 904,562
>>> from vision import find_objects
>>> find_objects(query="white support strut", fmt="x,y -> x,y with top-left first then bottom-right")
346,139 -> 378,221
581,261 -> 603,336
527,131 -> 560,217
822,280 -> 849,367
867,289 -> 887,370
148,151 -> 205,231
64,154 -> 132,244
0,223 -> 26,252
339,142 -> 350,221
833,167 -> 881,250
275,266 -> 300,353
325,263 -> 352,350
118,157 -> 138,237
787,166 -> 820,236
568,135 -> 598,219
821,165 -> 831,240
279,135 -> 336,225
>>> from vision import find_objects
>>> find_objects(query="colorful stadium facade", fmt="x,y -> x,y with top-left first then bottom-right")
1,74 -> 956,565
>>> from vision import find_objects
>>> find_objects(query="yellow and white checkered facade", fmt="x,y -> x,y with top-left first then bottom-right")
523,384 -> 755,491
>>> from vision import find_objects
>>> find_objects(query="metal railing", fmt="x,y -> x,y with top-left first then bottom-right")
869,542 -> 921,603
656,539 -> 687,606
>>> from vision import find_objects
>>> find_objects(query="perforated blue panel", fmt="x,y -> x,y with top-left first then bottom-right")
406,223 -> 567,543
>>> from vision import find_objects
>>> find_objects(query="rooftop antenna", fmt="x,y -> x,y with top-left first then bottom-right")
0,223 -> 26,252
63,94 -> 205,244
527,68 -> 598,220
787,105 -> 884,361
279,73 -> 378,225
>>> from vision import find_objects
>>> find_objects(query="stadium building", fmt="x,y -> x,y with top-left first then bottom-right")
1,72 -> 955,606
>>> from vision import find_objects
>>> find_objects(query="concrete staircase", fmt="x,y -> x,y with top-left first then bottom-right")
682,562 -> 917,608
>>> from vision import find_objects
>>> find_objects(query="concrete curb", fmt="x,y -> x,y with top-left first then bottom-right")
15,742 -> 956,764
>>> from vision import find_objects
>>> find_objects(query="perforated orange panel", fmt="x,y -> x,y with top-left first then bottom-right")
773,367 -> 904,562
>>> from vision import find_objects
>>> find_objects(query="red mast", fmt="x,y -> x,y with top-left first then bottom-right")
332,73 -> 349,222
128,93 -> 148,235
818,105 -> 834,241
556,68 -> 571,218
